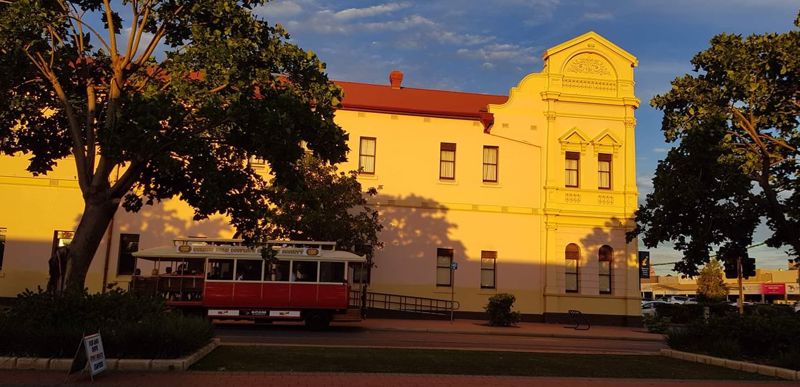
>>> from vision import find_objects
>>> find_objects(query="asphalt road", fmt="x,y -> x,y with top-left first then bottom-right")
214,323 -> 666,354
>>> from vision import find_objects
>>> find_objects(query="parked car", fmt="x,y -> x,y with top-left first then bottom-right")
655,295 -> 690,304
641,301 -> 668,317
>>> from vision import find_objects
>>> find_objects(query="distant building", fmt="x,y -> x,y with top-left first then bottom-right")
0,32 -> 643,325
641,268 -> 800,304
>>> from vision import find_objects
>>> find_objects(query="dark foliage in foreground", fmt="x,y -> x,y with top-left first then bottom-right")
0,289 -> 212,358
666,304 -> 800,370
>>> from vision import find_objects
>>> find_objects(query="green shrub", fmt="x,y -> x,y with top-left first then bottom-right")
0,288 -> 213,358
665,305 -> 800,370
485,293 -> 520,326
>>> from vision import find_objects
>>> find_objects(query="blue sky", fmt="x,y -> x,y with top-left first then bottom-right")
249,0 -> 799,274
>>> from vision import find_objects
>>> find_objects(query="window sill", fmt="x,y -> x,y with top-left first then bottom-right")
437,180 -> 458,185
481,182 -> 502,188
358,174 -> 379,180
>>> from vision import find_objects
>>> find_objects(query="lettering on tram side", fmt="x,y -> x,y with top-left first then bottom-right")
208,309 -> 240,317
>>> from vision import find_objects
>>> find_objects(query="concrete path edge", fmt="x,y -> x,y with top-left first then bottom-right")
659,348 -> 799,381
0,338 -> 219,372
366,325 -> 665,342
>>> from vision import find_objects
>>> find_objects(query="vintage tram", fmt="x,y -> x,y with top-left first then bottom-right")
131,238 -> 365,329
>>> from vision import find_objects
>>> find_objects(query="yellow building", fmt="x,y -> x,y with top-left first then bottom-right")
0,32 -> 642,325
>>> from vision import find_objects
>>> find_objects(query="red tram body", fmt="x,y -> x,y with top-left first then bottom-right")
131,238 -> 365,329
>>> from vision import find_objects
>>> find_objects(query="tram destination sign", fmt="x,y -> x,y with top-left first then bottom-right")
176,244 -> 322,256
176,245 -> 256,254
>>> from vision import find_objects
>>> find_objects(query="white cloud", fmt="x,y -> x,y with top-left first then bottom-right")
652,147 -> 669,153
118,27 -> 157,58
252,0 -> 304,19
637,174 -> 654,190
582,11 -> 613,21
361,15 -> 436,31
333,2 -> 411,20
457,43 -> 539,66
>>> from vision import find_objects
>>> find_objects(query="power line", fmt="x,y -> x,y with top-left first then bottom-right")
648,241 -> 769,267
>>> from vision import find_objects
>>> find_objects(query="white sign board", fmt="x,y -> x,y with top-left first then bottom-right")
83,333 -> 106,377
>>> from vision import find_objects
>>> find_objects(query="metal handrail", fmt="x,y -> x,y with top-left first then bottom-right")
350,290 -> 459,315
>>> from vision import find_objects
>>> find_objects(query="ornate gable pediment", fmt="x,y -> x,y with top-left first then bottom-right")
559,127 -> 589,153
591,129 -> 622,155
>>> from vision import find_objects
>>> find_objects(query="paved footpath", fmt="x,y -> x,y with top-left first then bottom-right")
0,371 -> 795,387
351,318 -> 663,341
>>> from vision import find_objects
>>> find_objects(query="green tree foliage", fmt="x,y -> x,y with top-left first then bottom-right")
696,260 -> 728,302
0,1 -> 348,290
264,154 -> 383,261
630,11 -> 800,275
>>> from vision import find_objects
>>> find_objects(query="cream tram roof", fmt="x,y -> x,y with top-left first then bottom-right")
133,238 -> 366,263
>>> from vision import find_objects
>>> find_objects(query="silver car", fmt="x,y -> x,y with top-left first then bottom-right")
642,301 -> 668,317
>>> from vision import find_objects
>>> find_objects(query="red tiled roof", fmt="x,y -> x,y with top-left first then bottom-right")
333,80 -> 508,127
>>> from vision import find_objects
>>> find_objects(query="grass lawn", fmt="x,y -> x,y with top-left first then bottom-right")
191,346 -> 773,380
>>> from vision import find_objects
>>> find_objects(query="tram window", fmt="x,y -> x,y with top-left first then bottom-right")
266,260 -> 290,282
235,260 -> 263,281
320,262 -> 345,283
292,261 -> 318,282
207,259 -> 234,280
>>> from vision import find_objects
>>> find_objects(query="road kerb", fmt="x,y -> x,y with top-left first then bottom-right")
0,338 -> 218,372
660,348 -> 797,381
365,326 -> 665,342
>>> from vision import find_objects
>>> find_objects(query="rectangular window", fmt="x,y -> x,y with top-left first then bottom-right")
359,137 -> 377,174
292,261 -> 318,282
0,227 -> 5,271
565,152 -> 580,187
207,259 -> 234,280
266,260 -> 290,282
436,248 -> 453,286
482,146 -> 499,183
598,153 -> 612,190
250,156 -> 266,168
599,261 -> 611,294
235,260 -> 263,281
116,234 -> 140,276
320,262 -> 345,283
52,230 -> 74,257
480,250 -> 496,289
565,247 -> 579,293
350,262 -> 371,284
439,143 -> 456,180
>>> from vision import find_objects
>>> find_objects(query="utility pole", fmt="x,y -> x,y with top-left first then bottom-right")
737,256 -> 744,316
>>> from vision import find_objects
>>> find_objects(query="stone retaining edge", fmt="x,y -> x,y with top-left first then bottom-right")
659,348 -> 799,381
0,338 -> 219,372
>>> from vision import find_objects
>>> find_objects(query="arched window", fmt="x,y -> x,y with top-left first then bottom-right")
565,244 -> 580,293
599,245 -> 613,294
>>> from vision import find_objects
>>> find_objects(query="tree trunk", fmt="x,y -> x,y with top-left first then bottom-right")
63,195 -> 119,292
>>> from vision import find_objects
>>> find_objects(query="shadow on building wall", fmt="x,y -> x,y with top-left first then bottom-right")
370,193 -> 466,284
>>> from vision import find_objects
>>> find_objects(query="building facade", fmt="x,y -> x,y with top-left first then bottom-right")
641,268 -> 800,305
0,32 -> 642,324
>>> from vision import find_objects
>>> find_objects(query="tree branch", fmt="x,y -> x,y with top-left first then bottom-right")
102,0 -> 118,59
23,48 -> 90,191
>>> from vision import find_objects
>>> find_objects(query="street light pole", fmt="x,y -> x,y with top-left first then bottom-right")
737,256 -> 744,316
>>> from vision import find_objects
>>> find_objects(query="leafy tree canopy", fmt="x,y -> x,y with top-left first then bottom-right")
629,11 -> 800,276
263,154 -> 383,261
696,260 -> 728,303
0,0 -> 348,289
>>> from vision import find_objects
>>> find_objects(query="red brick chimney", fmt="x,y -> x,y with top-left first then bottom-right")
389,70 -> 403,89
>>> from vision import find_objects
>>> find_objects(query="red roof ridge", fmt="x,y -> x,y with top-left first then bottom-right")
333,78 -> 507,132
333,79 -> 507,99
